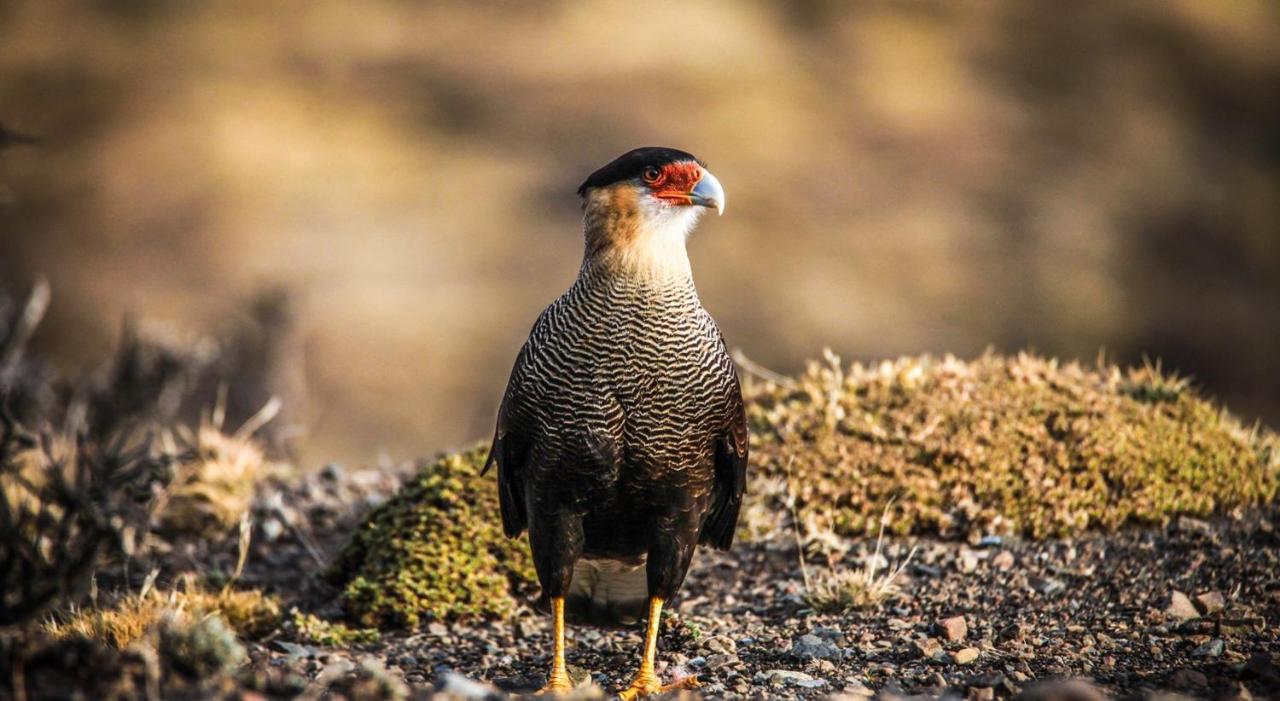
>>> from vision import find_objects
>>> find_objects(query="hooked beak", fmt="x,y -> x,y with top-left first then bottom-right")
689,168 -> 726,216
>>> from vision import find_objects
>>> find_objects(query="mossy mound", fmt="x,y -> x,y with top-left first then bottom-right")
745,352 -> 1278,539
333,353 -> 1279,627
328,447 -> 536,628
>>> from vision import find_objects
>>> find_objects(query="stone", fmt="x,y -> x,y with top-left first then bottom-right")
841,680 -> 875,698
997,622 -> 1026,642
968,687 -> 995,701
437,672 -> 505,700
1191,638 -> 1225,658
1169,668 -> 1208,688
911,637 -> 945,660
756,669 -> 826,689
703,635 -> 737,655
1030,576 -> 1065,595
260,517 -> 285,541
1194,591 -> 1225,614
912,563 -> 944,578
274,641 -> 319,660
1175,515 -> 1213,534
790,633 -> 844,661
993,550 -> 1015,570
811,626 -> 845,641
1166,591 -> 1200,622
953,647 -> 980,664
515,619 -> 537,639
939,615 -> 968,642
705,653 -> 738,671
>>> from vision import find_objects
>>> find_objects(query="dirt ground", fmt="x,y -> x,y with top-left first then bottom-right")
231,465 -> 1280,701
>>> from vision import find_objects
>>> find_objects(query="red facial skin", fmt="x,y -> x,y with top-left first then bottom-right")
643,162 -> 703,205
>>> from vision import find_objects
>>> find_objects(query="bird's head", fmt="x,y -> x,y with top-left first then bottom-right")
577,147 -> 725,278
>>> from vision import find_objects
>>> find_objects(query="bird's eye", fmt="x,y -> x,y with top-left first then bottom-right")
642,167 -> 662,184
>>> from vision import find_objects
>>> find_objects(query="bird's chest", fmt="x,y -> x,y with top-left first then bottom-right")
519,284 -> 728,462
590,306 -> 718,401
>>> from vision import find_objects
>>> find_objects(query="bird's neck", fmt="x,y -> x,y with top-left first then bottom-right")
580,198 -> 699,286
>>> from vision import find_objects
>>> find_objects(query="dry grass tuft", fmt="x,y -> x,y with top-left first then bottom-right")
0,410 -> 173,626
158,397 -> 282,536
800,532 -> 916,614
787,459 -> 916,614
45,581 -> 281,648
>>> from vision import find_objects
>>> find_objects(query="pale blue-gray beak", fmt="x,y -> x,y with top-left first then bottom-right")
689,169 -> 726,215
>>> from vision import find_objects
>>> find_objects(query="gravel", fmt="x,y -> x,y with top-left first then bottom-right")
336,502 -> 1278,700
22,461 -> 1279,700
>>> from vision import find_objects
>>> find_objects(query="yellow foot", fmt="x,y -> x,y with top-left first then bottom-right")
615,673 -> 700,700
536,669 -> 575,696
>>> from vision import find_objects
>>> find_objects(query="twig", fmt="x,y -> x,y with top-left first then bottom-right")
781,456 -> 813,593
732,349 -> 797,388
233,396 -> 282,443
227,510 -> 252,589
0,277 -> 50,374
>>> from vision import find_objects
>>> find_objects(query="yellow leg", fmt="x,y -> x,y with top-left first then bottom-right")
536,597 -> 573,695
616,597 -> 701,700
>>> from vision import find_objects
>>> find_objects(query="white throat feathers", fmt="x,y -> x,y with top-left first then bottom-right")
582,185 -> 703,282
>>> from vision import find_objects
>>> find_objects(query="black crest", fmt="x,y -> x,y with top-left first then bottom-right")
577,147 -> 703,196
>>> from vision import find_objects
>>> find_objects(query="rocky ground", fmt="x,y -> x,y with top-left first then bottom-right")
220,465 -> 1280,701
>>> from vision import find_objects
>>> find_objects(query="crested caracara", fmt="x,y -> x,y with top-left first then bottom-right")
484,147 -> 748,698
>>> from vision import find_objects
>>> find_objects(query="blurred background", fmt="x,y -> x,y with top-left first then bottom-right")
1,0 -> 1277,467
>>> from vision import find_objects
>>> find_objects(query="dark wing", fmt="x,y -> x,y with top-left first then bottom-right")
483,348 -> 534,539
699,360 -> 749,550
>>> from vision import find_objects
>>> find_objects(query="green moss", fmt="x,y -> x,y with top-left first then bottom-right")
291,611 -> 380,646
333,353 -> 1279,628
328,447 -> 536,629
746,352 -> 1279,540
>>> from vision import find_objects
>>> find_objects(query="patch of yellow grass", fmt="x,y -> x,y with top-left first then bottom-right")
159,398 -> 282,536
46,583 -> 281,648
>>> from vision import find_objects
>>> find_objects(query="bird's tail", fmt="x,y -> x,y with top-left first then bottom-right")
545,558 -> 648,627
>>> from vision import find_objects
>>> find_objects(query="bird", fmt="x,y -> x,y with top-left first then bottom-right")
484,147 -> 748,698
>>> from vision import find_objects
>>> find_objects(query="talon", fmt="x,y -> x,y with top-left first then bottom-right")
616,669 -> 659,700
616,672 -> 698,700
616,597 -> 696,699
537,675 -> 575,696
662,674 -> 700,692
